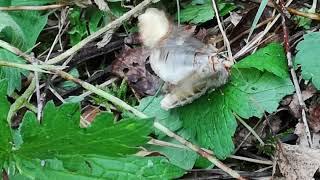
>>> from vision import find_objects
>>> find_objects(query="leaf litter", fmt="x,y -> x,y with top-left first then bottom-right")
1,0 -> 320,179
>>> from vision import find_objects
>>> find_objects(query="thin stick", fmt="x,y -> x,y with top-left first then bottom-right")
277,0 -> 313,147
153,122 -> 244,179
310,0 -> 318,12
287,7 -> 320,21
45,8 -> 69,62
149,138 -> 273,165
176,0 -> 181,26
210,0 -> 233,63
234,113 -> 265,146
234,0 -> 293,59
0,4 -> 65,11
234,118 -> 263,152
0,40 -> 33,63
46,0 -> 155,65
229,155 -> 273,165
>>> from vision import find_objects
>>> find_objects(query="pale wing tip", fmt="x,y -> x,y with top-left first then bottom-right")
160,94 -> 179,110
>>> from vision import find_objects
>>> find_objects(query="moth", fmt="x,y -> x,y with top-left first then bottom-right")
138,8 -> 230,110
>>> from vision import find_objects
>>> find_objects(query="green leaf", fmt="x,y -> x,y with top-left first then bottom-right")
293,8 -> 312,29
0,10 -> 48,94
11,155 -> 184,180
0,80 -> 12,169
247,0 -> 268,40
16,101 -> 153,159
178,68 -> 293,159
148,136 -> 198,170
179,1 -> 235,24
0,11 -> 48,51
57,68 -> 79,90
226,68 -> 294,118
139,43 -> 294,162
137,96 -> 182,139
0,49 -> 27,94
295,32 -> 320,89
68,8 -> 88,46
234,43 -> 288,78
68,8 -> 108,46
137,97 -> 196,170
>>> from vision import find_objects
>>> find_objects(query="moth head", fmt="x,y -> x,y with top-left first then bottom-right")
138,8 -> 170,48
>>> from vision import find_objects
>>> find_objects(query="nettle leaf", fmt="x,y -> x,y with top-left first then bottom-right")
0,10 -> 47,94
234,43 -> 288,78
0,80 -> 12,168
179,0 -> 235,24
16,101 -> 153,159
12,155 -> 184,180
295,32 -> 320,89
140,43 -> 294,167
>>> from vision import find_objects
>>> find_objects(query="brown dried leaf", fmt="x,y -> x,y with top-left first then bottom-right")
295,123 -> 320,149
275,143 -> 320,180
309,96 -> 320,132
288,85 -> 316,118
111,46 -> 160,96
81,105 -> 101,124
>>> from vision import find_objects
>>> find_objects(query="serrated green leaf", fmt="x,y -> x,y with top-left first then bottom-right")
0,49 -> 27,94
227,68 -> 294,118
139,43 -> 293,161
0,80 -> 12,169
234,43 -> 288,78
11,155 -> 184,180
16,102 -> 153,159
179,1 -> 235,24
0,10 -> 47,94
178,68 -> 293,159
295,32 -> 320,89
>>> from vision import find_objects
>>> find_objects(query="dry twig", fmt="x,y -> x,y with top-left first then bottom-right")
277,0 -> 313,147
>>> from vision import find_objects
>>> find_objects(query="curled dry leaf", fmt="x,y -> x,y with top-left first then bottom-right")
111,46 -> 161,97
275,143 -> 320,180
288,85 -> 316,118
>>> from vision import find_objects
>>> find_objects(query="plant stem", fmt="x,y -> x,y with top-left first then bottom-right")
7,78 -> 36,124
277,0 -> 313,147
